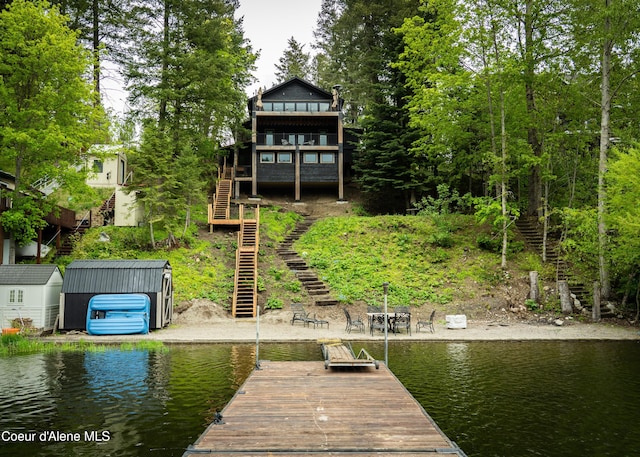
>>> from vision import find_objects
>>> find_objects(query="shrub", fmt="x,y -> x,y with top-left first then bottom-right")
265,297 -> 283,309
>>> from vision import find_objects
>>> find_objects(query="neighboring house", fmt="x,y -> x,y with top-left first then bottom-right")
0,170 -> 75,264
85,144 -> 143,227
0,264 -> 63,331
230,77 -> 357,201
59,260 -> 173,331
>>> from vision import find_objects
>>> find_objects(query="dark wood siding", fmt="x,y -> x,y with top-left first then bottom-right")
301,163 -> 338,183
256,162 -> 295,183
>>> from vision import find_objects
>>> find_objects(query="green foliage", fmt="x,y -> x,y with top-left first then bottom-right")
415,184 -> 469,216
265,297 -> 284,310
274,36 -> 312,82
607,147 -> 640,287
559,207 -> 599,282
259,207 -> 304,243
70,224 -> 235,303
525,299 -> 539,311
0,196 -> 48,247
0,0 -> 105,246
0,334 -> 165,356
295,214 -> 498,307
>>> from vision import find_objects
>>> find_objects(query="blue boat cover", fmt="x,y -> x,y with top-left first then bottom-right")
86,294 -> 150,335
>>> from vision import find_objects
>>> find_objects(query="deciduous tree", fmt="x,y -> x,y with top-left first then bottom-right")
0,0 -> 104,247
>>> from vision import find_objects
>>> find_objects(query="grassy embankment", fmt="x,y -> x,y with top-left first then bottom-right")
57,204 -> 555,315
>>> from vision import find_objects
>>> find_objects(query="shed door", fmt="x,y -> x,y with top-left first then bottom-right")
162,271 -> 172,326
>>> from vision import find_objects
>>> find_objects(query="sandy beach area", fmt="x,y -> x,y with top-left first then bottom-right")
43,300 -> 640,344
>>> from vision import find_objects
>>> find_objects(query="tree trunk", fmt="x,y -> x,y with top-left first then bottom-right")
592,281 -> 601,322
92,0 -> 100,104
598,1 -> 612,299
558,280 -> 573,314
529,271 -> 540,303
524,0 -> 542,218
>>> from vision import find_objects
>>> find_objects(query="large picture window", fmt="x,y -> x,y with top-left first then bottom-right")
320,153 -> 335,164
303,153 -> 318,163
260,152 -> 275,163
278,152 -> 292,163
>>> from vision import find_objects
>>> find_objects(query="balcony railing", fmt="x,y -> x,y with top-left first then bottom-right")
259,101 -> 333,113
256,132 -> 338,146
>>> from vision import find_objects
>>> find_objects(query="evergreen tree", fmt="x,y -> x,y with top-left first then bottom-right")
274,36 -> 311,83
121,0 -> 256,246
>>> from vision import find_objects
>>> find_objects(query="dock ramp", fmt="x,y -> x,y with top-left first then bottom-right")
320,339 -> 379,369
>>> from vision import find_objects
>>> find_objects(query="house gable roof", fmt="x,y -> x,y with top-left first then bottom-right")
0,265 -> 62,285
248,77 -> 337,111
61,260 -> 171,294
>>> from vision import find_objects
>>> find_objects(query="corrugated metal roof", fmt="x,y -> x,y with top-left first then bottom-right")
61,260 -> 170,294
0,264 -> 61,285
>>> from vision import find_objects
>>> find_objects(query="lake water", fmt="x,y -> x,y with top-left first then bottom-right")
1,341 -> 639,457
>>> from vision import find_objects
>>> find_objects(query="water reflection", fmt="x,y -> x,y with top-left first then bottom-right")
0,341 -> 638,457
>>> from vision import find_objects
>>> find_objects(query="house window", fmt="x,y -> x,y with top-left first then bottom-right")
265,131 -> 274,146
93,160 -> 103,173
285,102 -> 295,111
308,103 -> 319,112
296,102 -> 307,111
288,134 -> 296,145
273,102 -> 284,111
320,153 -> 335,164
319,132 -> 328,146
303,153 -> 318,163
260,153 -> 275,163
262,102 -> 273,111
298,134 -> 306,145
278,152 -> 292,163
319,102 -> 330,112
9,289 -> 24,304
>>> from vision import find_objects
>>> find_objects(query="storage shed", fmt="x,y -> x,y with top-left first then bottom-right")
0,264 -> 63,331
60,260 -> 172,331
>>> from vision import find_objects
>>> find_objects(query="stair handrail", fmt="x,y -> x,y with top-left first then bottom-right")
45,210 -> 91,247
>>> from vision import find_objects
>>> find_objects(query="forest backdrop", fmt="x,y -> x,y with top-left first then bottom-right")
1,0 -> 640,305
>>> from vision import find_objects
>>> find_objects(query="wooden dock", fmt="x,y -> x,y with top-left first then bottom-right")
183,361 -> 466,456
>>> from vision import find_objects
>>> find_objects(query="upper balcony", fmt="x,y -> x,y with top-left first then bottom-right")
255,132 -> 339,147
258,100 -> 334,113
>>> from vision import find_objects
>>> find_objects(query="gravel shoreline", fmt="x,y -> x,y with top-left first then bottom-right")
43,309 -> 640,344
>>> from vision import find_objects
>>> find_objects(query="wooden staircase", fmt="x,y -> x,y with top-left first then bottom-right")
232,206 -> 260,318
277,217 -> 339,306
56,217 -> 91,256
100,193 -> 116,213
211,179 -> 232,221
515,217 -> 592,311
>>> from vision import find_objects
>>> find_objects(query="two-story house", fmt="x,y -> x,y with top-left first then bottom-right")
85,144 -> 143,227
231,77 -> 356,201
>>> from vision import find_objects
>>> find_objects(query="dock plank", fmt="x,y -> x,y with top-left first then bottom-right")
183,361 -> 465,456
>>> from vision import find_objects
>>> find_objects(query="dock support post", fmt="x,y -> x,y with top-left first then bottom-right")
255,304 -> 261,369
383,282 -> 389,367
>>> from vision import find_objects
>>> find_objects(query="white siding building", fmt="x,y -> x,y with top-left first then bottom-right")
0,265 -> 63,331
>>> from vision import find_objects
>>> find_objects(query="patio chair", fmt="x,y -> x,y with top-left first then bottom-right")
367,305 -> 381,328
416,309 -> 436,333
291,303 -> 315,326
343,308 -> 365,333
369,313 -> 387,336
393,306 -> 411,335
